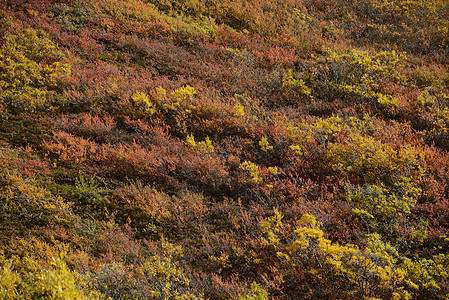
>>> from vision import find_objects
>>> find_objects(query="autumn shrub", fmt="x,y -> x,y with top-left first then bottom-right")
146,0 -> 327,52
135,240 -> 202,299
111,182 -> 173,229
0,146 -> 72,229
326,134 -> 422,184
45,123 -> 229,195
84,0 -> 219,41
345,177 -> 422,234
50,2 -> 90,33
144,85 -> 246,138
54,113 -> 118,143
0,252 -> 102,300
290,49 -> 407,112
70,173 -> 109,206
259,210 -> 449,299
239,282 -> 268,300
44,131 -> 99,163
0,171 -> 71,227
412,64 -> 449,88
92,239 -> 203,299
99,141 -> 166,181
0,27 -> 71,112
305,0 -> 448,61
175,151 -> 230,196
286,115 -> 420,182
286,115 -> 427,239
352,0 -> 449,59
123,85 -> 266,142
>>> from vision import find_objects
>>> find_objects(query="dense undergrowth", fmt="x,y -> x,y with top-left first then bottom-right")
0,0 -> 449,299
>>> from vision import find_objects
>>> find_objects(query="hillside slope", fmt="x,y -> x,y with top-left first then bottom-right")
0,0 -> 449,299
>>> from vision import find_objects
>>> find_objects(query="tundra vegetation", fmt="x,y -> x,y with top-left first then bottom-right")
0,0 -> 448,299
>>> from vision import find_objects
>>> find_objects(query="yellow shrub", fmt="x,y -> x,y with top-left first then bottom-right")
259,136 -> 273,152
0,253 -> 102,300
239,161 -> 262,183
327,133 -> 399,183
239,282 -> 268,300
186,134 -> 215,153
234,102 -> 245,117
261,212 -> 449,299
131,91 -> 155,115
346,176 -> 421,224
0,28 -> 70,111
282,69 -> 311,96
322,49 -> 405,106
137,239 -> 201,300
